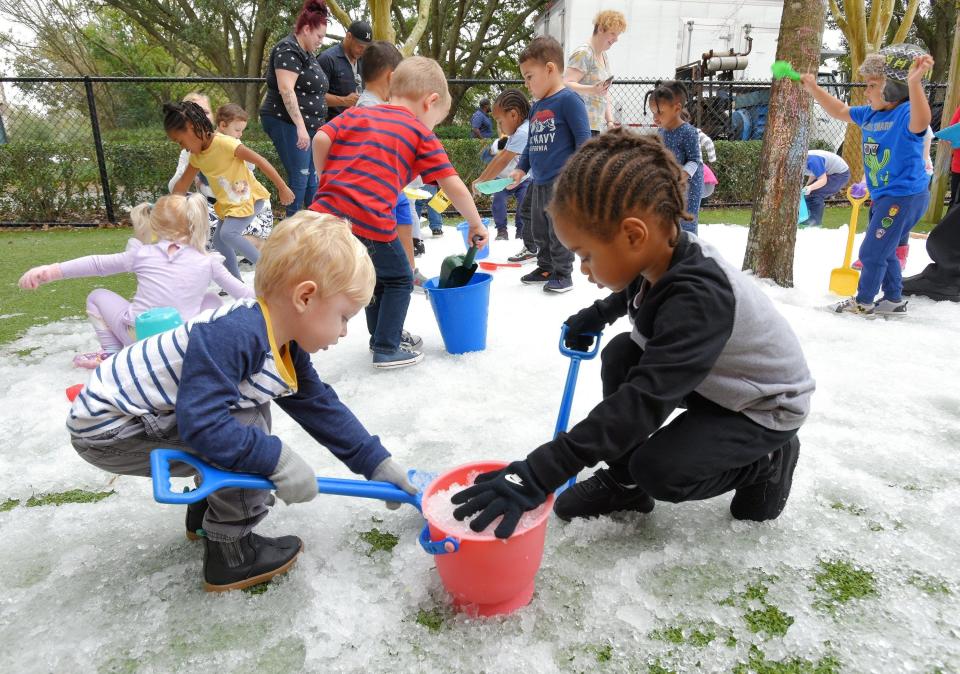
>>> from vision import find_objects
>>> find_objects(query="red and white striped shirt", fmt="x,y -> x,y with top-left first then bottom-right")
310,105 -> 457,241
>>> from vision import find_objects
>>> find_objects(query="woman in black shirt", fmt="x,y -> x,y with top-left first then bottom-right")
259,0 -> 330,216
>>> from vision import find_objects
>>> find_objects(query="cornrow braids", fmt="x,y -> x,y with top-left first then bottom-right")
494,88 -> 531,119
162,101 -> 214,141
549,128 -> 692,247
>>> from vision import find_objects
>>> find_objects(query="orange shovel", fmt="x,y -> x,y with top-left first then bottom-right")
829,182 -> 869,296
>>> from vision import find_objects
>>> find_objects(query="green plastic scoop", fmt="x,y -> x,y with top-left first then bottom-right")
439,239 -> 480,289
771,60 -> 801,81
475,178 -> 514,195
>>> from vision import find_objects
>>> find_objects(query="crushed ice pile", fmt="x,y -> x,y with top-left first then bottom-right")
1,224 -> 958,671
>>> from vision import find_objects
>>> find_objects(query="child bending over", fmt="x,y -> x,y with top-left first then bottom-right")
215,103 -> 275,249
167,101 -> 294,279
66,212 -> 417,591
452,130 -> 814,538
801,44 -> 934,317
18,194 -> 254,368
311,56 -> 488,369
473,88 -> 532,243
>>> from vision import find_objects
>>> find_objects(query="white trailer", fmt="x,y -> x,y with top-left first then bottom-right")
535,0 -> 784,81
534,0 -> 844,149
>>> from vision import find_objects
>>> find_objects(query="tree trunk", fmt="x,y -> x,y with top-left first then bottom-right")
923,7 -> 960,224
742,0 -> 829,286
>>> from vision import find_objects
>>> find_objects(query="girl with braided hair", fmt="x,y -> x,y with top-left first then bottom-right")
449,129 -> 814,539
166,101 -> 295,279
472,88 -> 532,242
645,81 -> 703,235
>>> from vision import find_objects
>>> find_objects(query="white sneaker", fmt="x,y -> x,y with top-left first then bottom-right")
874,298 -> 908,317
829,297 -> 875,316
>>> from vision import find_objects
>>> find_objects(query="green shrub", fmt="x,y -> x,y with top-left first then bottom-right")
710,140 -> 763,205
0,135 -> 764,222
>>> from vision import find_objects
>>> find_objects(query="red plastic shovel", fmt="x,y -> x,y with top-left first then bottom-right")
478,261 -> 522,271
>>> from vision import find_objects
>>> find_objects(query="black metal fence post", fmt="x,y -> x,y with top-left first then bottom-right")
83,76 -> 115,223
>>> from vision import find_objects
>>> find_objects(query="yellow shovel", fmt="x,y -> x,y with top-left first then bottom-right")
829,182 -> 869,296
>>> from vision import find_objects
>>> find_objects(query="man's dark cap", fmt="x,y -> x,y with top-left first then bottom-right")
348,21 -> 373,44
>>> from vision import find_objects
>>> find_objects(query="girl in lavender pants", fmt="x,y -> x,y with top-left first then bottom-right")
18,194 -> 255,368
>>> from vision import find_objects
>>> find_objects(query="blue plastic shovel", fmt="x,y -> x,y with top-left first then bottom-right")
554,325 -> 603,494
150,449 -> 424,510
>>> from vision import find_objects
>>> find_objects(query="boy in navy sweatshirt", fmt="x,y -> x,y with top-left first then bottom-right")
453,131 -> 814,538
68,212 -> 416,591
510,35 -> 591,294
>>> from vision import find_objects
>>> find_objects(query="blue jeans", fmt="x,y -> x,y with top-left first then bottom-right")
857,191 -> 929,304
805,170 -> 850,226
359,236 -> 413,353
260,114 -> 318,217
415,184 -> 443,230
492,181 -> 529,235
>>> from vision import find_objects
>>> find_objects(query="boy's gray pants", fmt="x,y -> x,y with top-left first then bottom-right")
71,404 -> 274,542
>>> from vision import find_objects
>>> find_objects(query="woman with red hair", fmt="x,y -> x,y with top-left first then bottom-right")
259,0 -> 330,216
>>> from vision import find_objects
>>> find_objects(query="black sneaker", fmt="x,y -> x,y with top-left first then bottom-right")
203,532 -> 303,592
413,239 -> 426,257
553,468 -> 655,521
495,229 -> 509,241
521,266 -> 551,284
186,498 -> 208,541
730,436 -> 800,522
430,227 -> 444,237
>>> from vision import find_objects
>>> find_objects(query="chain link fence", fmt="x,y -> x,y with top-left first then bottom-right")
0,75 -> 948,226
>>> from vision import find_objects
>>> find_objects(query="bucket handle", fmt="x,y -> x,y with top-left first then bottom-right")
418,523 -> 460,555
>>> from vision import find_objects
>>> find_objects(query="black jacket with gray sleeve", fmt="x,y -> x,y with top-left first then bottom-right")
527,232 -> 815,491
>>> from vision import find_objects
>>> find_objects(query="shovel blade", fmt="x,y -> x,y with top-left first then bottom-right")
829,268 -> 860,297
443,263 -> 478,289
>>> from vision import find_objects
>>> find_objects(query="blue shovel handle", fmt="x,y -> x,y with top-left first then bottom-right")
555,325 -> 602,493
150,449 -> 422,510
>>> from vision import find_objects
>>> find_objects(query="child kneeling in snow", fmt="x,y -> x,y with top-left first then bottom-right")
451,130 -> 815,539
18,193 -> 254,369
67,212 -> 417,591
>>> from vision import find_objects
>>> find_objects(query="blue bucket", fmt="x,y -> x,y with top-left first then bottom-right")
424,273 -> 492,354
457,221 -> 490,260
135,306 -> 183,340
798,191 -> 810,223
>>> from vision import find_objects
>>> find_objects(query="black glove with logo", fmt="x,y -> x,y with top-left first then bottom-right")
563,302 -> 608,351
450,461 -> 548,539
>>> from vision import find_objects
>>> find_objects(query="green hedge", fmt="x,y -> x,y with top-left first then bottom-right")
0,137 -> 763,222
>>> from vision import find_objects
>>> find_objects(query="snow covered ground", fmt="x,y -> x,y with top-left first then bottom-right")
1,223 -> 958,672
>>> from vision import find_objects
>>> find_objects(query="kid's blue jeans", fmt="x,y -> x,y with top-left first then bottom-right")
805,170 -> 850,226
359,235 -> 413,353
492,181 -> 529,235
261,114 -> 318,217
856,191 -> 930,304
415,185 -> 443,230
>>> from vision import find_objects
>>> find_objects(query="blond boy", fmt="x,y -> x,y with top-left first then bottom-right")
67,213 -> 416,591
310,56 -> 488,368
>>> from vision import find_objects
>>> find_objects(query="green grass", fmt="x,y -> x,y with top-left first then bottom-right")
358,528 -> 400,554
701,205 -> 935,233
2,489 -> 116,511
1,227 -> 137,344
414,607 -> 445,632
813,558 -> 878,610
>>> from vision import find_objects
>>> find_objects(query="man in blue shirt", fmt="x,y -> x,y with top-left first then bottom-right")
471,99 -> 493,139
319,20 -> 371,122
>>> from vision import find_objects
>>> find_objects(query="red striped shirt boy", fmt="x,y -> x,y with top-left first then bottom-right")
310,105 -> 457,241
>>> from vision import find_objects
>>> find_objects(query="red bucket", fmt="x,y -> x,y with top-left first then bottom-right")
420,461 -> 553,616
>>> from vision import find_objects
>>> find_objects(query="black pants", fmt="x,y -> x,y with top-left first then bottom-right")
950,171 -> 960,212
601,332 -> 797,503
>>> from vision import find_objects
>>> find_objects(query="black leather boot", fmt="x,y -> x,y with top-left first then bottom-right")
203,533 -> 303,592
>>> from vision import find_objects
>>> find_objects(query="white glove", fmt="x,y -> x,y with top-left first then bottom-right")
269,445 -> 317,505
371,457 -> 417,510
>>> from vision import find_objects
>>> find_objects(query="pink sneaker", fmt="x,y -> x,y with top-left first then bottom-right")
895,245 -> 909,270
72,351 -> 110,369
